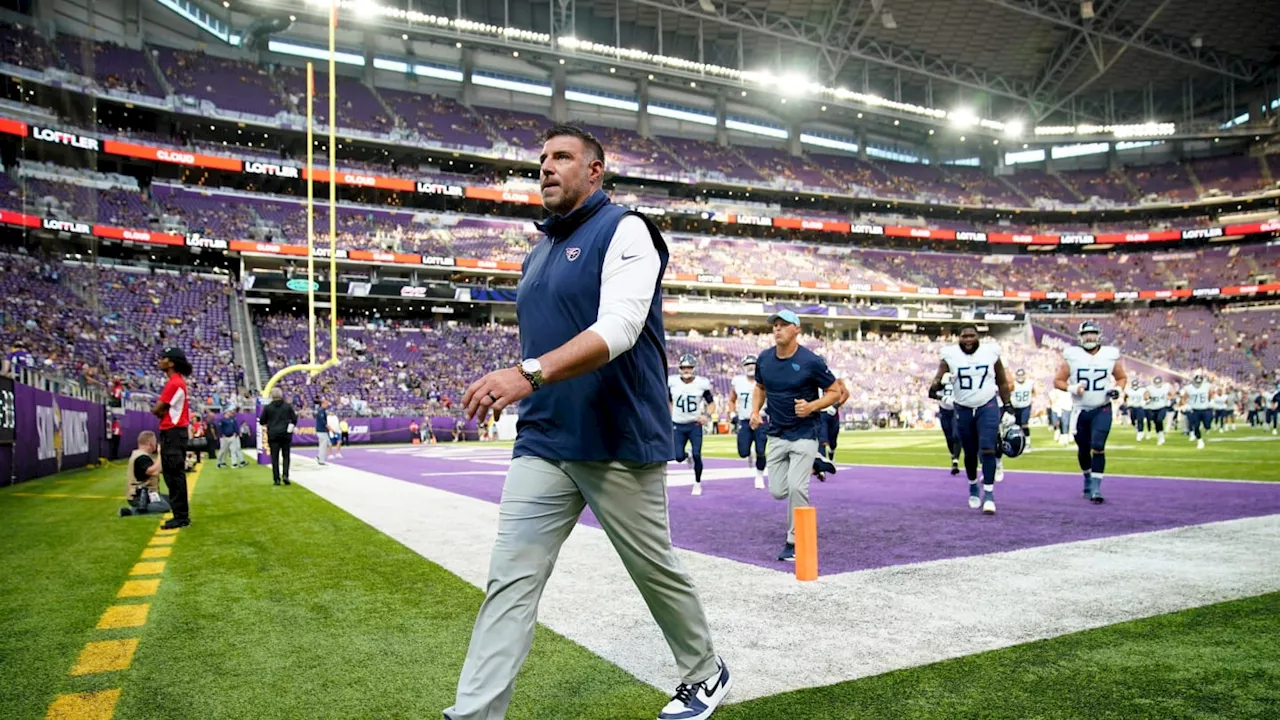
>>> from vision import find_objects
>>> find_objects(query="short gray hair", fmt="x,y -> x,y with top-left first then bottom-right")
270,387 -> 283,400
137,430 -> 156,446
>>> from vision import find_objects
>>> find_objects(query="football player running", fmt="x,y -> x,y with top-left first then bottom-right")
1181,373 -> 1214,450
730,356 -> 767,489
1054,321 -> 1127,504
1143,376 -> 1173,446
670,355 -> 716,496
1009,369 -> 1035,447
928,324 -> 1014,515
931,372 -> 962,475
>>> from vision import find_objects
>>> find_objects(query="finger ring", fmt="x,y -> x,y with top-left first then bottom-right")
488,392 -> 499,403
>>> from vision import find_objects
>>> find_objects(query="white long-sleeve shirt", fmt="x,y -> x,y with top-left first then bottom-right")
586,214 -> 663,360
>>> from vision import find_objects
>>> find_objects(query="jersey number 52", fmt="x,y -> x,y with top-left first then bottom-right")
1075,368 -> 1108,391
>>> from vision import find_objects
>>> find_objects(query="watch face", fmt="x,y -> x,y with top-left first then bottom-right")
522,359 -> 539,373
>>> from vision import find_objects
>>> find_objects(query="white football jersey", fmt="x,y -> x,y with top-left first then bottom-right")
822,374 -> 849,416
1144,383 -> 1172,410
730,374 -> 756,417
1051,387 -> 1073,412
669,375 -> 714,424
1064,345 -> 1121,410
938,380 -> 955,411
1011,380 -> 1034,409
1184,381 -> 1213,410
940,342 -> 1001,408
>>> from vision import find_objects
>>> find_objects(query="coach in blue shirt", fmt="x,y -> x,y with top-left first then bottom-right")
751,310 -> 841,562
445,125 -> 729,720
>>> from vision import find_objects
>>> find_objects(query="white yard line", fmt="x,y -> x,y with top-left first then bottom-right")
293,454 -> 1280,703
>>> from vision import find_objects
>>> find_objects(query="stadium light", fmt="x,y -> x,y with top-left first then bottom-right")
310,0 -> 1185,139
1003,119 -> 1025,138
949,108 -> 978,129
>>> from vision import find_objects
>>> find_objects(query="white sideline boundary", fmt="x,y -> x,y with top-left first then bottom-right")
292,452 -> 1280,704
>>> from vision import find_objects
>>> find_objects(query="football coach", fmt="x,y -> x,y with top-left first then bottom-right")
443,125 -> 730,720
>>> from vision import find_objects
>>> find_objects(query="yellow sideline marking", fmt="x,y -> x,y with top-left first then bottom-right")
46,463 -> 202,720
45,689 -> 120,719
129,561 -> 166,576
96,604 -> 150,630
117,579 -> 160,598
69,639 -> 138,676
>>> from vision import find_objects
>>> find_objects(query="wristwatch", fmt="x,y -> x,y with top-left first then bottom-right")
519,358 -> 544,391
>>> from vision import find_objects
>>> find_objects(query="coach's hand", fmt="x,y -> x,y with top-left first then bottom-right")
463,367 -> 533,424
794,399 -> 815,418
749,410 -> 763,430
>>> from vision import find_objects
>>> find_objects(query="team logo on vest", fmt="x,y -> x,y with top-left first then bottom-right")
565,247 -> 580,261
792,363 -> 801,371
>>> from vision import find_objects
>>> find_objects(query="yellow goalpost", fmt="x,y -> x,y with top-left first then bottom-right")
260,2 -> 341,400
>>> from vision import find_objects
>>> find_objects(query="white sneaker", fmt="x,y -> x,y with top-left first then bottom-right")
753,473 -> 765,490
658,657 -> 731,720
968,495 -> 981,509
1157,434 -> 1166,446
1136,432 -> 1144,441
994,458 -> 1004,483
1273,428 -> 1277,435
1197,439 -> 1205,450
691,482 -> 702,496
982,499 -> 996,515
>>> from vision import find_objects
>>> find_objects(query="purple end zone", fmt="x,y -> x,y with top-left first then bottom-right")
332,449 -> 1280,574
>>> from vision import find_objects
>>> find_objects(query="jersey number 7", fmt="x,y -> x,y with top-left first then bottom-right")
1075,368 -> 1107,392
956,365 -> 989,391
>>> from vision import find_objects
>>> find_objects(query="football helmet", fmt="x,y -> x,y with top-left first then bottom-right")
1000,417 -> 1027,458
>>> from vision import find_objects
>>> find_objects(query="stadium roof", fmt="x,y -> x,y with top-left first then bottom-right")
455,0 -> 1280,125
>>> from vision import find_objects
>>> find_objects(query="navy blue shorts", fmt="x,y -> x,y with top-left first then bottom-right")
955,397 -> 1000,456
736,418 -> 767,458
1071,405 -> 1112,451
1147,407 -> 1168,425
821,413 -> 841,449
1189,408 -> 1214,434
939,408 -> 957,441
1013,406 -> 1031,428
673,421 -> 703,459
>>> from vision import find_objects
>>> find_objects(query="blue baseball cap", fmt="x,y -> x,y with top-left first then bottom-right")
768,309 -> 800,326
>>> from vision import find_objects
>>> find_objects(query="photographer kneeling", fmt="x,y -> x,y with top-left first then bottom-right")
119,431 -> 173,517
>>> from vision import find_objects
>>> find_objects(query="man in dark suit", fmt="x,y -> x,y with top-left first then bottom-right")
259,388 -> 298,486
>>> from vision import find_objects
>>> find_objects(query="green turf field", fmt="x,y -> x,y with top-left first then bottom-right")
2,429 -> 1278,719
703,425 -> 1280,481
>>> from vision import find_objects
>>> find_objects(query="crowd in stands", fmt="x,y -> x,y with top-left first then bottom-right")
1038,308 -> 1264,382
3,20 -> 1278,209
256,314 -> 522,420
1,253 -> 242,405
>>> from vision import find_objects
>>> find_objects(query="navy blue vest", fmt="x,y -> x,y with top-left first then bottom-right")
513,189 -> 672,464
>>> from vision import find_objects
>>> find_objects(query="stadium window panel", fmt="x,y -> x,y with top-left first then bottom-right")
565,89 -> 640,112
1050,142 -> 1109,160
1004,148 -> 1046,165
268,41 -> 365,66
799,133 -> 858,153
472,73 -> 552,97
725,118 -> 788,139
647,104 -> 716,125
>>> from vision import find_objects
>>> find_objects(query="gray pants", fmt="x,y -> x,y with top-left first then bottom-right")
217,436 -> 243,466
766,436 -> 819,544
317,431 -> 330,464
444,456 -> 719,720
